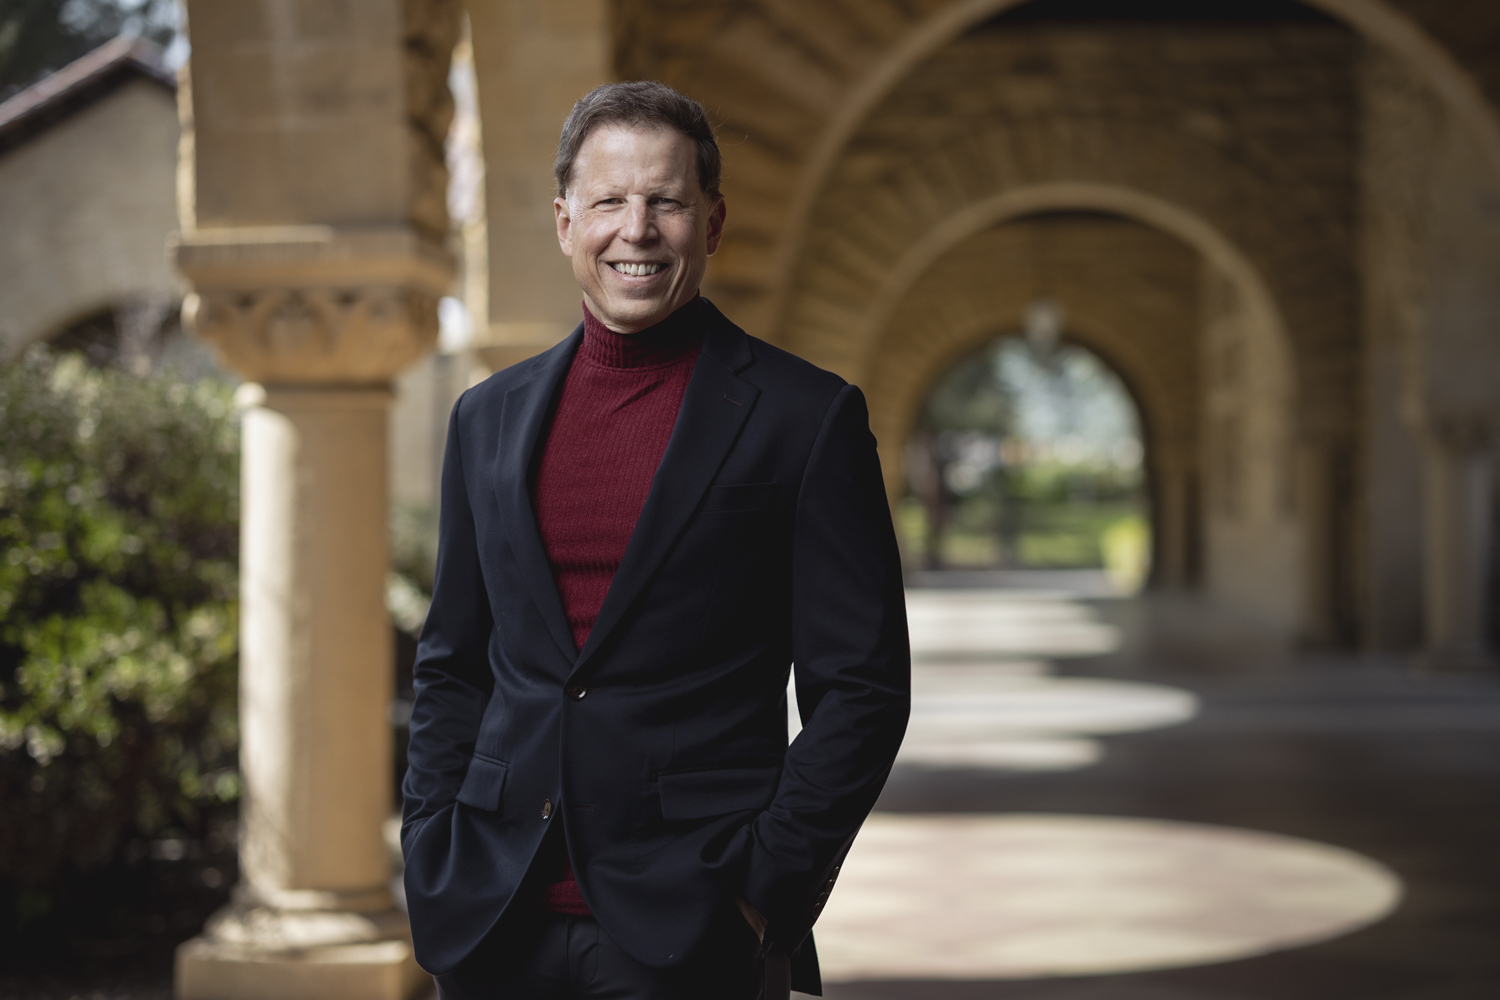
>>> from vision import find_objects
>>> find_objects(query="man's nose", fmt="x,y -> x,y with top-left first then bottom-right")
620,199 -> 656,242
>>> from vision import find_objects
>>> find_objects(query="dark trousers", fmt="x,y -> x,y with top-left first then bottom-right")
434,903 -> 764,1000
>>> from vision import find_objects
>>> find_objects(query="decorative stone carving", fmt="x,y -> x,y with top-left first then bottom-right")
185,286 -> 441,384
174,225 -> 454,384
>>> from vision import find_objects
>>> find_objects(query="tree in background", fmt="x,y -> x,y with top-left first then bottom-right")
0,0 -> 178,100
0,346 -> 238,962
903,336 -> 1149,581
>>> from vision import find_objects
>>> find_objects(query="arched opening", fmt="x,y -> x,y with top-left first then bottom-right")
39,299 -> 214,378
902,328 -> 1150,591
859,200 -> 1302,631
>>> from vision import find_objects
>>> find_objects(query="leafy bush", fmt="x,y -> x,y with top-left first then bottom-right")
0,346 -> 239,937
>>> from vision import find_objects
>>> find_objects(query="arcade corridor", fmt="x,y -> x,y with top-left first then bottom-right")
812,580 -> 1500,999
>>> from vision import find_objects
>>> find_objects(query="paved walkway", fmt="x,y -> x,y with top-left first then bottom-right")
7,582 -> 1497,1000
814,583 -> 1500,999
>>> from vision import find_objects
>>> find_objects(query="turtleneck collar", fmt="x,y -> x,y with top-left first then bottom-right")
579,297 -> 704,370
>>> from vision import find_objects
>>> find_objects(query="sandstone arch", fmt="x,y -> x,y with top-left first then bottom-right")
782,103 -> 1346,437
457,0 -> 1500,649
753,0 -> 1500,335
612,2 -> 1500,352
857,198 -> 1302,626
851,181 -> 1291,400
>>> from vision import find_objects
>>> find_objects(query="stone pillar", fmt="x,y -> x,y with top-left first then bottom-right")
467,0 -> 610,371
1420,419 -> 1495,669
1357,296 -> 1425,650
171,235 -> 449,1000
171,2 -> 458,998
1296,441 -> 1341,647
1151,445 -> 1197,589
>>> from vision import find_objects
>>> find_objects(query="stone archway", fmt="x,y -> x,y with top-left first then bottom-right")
606,1 -> 1500,352
752,0 -> 1500,337
778,51 -> 1353,440
761,10 -> 1362,637
858,193 -> 1304,631
605,0 -> 1500,650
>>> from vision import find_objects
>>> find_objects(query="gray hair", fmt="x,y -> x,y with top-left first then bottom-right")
554,81 -> 722,201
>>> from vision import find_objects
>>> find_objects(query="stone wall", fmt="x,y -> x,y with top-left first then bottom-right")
1359,43 -> 1500,654
1199,264 -> 1302,629
0,78 -> 181,358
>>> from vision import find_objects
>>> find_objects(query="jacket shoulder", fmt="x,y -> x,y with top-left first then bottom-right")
700,297 -> 844,395
453,331 -> 580,422
739,335 -> 853,434
744,334 -> 847,396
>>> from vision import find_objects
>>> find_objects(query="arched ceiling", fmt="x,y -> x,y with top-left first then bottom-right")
780,21 -> 1356,439
616,0 -> 1500,377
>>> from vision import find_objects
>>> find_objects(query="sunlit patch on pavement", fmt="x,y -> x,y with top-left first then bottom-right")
893,590 -> 1199,771
906,589 -> 1123,659
815,814 -> 1403,981
897,736 -> 1104,770
788,591 -> 1200,772
907,676 -> 1199,739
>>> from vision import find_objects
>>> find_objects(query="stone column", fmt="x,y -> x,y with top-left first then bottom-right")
467,0 -> 610,371
172,233 -> 450,1000
1295,440 -> 1353,647
171,2 -> 458,997
1151,444 -> 1197,589
1420,418 -> 1495,669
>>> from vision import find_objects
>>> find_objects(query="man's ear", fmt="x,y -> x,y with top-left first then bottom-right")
555,196 -> 574,258
705,197 -> 727,257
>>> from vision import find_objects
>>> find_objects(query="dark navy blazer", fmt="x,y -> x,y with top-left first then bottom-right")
400,299 -> 911,991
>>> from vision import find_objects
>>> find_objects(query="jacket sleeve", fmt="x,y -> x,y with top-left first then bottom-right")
400,391 -> 495,842
742,383 -> 911,950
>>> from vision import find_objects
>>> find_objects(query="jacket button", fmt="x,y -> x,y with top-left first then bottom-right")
542,799 -> 554,819
565,684 -> 587,700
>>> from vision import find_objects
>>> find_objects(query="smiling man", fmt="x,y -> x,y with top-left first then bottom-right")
400,82 -> 910,1000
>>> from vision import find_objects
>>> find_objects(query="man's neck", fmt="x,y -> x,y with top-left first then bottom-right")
579,297 -> 703,370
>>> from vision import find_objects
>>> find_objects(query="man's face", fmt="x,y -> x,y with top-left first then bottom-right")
555,125 -> 726,333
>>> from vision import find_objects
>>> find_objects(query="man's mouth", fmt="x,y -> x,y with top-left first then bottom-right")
610,262 -> 666,277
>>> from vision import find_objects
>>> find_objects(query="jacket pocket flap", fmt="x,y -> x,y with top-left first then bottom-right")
456,754 -> 508,812
700,482 -> 778,512
658,766 -> 781,820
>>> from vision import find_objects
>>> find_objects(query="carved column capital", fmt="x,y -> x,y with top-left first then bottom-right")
173,225 -> 455,385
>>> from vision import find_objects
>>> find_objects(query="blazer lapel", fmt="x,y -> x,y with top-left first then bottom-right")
573,307 -> 760,674
495,327 -> 583,662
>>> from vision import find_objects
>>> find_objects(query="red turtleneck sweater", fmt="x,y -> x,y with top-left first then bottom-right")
530,298 -> 703,915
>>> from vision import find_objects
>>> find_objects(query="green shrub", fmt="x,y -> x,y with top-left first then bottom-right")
0,346 -> 239,932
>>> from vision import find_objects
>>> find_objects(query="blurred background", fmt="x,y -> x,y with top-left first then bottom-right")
1,1 -> 1499,998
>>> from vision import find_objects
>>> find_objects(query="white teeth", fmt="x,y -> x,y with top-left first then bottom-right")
611,262 -> 664,277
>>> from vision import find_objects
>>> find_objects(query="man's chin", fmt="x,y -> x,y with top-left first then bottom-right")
593,296 -> 683,333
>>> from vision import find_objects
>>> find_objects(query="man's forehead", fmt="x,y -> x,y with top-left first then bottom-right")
572,125 -> 697,190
